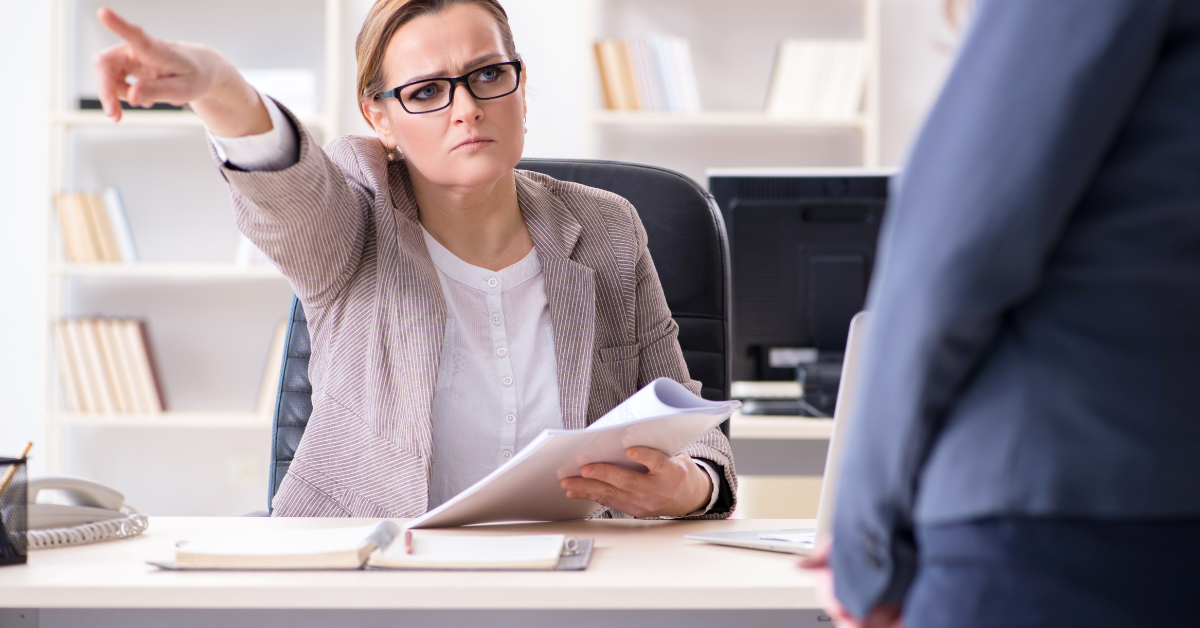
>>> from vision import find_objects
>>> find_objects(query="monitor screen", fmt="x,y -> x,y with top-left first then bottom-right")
709,168 -> 892,411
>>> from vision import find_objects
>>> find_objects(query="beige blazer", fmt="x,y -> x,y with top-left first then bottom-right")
218,106 -> 737,518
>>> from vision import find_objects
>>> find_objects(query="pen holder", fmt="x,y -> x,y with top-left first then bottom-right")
0,457 -> 28,566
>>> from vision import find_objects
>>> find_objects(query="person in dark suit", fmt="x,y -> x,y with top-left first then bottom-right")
804,1 -> 1200,626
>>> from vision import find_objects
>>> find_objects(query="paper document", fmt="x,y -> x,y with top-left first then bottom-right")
409,378 -> 738,529
369,534 -> 566,570
758,529 -> 816,546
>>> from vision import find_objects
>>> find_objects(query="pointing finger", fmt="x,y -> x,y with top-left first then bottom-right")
97,7 -> 152,53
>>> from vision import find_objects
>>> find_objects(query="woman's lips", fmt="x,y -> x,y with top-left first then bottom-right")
452,138 -> 495,152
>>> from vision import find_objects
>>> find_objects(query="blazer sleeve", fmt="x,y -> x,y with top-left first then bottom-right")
215,98 -> 374,311
630,200 -> 738,519
830,0 -> 1177,616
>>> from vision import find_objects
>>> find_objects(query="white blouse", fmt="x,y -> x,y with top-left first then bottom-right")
209,93 -> 720,514
421,227 -> 565,507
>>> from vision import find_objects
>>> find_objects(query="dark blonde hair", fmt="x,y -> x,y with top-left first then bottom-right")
355,0 -> 519,124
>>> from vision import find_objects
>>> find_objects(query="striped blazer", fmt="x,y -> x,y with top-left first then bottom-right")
216,106 -> 738,518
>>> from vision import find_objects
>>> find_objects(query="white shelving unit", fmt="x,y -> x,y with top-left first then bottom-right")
42,0 -> 342,513
584,0 -> 883,180
51,263 -> 285,280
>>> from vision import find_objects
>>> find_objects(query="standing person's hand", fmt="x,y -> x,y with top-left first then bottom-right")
92,7 -> 270,136
800,541 -> 904,628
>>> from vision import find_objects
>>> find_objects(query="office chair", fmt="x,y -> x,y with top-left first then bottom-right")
268,158 -> 732,509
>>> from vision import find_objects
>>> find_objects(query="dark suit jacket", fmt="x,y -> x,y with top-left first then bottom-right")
832,0 -> 1200,615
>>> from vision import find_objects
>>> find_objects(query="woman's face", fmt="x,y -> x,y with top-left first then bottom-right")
370,4 -> 526,191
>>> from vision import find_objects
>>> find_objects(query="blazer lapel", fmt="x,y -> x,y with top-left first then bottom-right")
387,161 -> 445,468
516,173 -> 596,430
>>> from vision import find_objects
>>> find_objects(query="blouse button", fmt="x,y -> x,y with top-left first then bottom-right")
497,347 -> 509,357
492,313 -> 503,326
505,413 -> 516,424
487,277 -> 499,288
502,450 -> 513,460
502,376 -> 514,387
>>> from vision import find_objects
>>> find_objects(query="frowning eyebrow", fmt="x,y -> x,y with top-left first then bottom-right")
401,53 -> 504,84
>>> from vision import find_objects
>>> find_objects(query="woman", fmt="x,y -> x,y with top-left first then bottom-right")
92,0 -> 735,519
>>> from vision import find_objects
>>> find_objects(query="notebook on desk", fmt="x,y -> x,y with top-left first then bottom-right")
149,522 -> 593,571
685,312 -> 870,556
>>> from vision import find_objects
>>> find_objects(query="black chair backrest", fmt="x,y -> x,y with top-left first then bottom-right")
269,158 -> 731,509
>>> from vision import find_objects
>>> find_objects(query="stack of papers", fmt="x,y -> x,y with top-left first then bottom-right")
409,378 -> 739,529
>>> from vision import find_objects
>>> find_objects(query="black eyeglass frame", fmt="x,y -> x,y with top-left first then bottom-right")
377,60 -> 523,114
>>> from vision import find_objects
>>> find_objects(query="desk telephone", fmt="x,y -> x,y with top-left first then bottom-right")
27,476 -> 149,549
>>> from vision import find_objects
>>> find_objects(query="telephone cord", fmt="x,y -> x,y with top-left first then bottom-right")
27,506 -> 149,550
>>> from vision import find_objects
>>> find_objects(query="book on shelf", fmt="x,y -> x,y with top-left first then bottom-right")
255,320 -> 289,415
53,318 -> 165,415
593,35 -> 701,113
78,97 -> 184,112
765,39 -> 868,120
53,189 -> 138,264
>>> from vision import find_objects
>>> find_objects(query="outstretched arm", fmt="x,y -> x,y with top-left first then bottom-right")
93,7 -> 270,137
92,7 -> 373,310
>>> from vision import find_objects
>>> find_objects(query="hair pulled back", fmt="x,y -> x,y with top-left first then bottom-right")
356,0 -> 519,124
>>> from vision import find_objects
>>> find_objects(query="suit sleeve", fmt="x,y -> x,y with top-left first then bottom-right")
215,98 -> 374,312
830,0 -> 1177,616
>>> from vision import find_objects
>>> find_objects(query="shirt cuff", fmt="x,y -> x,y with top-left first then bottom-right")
207,91 -> 299,171
659,460 -> 721,519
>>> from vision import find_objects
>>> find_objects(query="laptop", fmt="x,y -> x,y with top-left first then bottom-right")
683,311 -> 870,556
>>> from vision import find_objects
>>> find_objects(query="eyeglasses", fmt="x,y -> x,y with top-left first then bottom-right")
378,60 -> 523,114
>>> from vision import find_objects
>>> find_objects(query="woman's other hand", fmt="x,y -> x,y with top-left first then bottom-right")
800,541 -> 904,628
92,7 -> 270,136
560,447 -> 713,518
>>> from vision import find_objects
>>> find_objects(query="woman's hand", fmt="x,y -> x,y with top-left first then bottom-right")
92,6 -> 270,137
560,447 -> 713,518
800,541 -> 904,628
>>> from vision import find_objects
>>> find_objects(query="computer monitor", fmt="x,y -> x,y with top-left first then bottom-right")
708,168 -> 893,414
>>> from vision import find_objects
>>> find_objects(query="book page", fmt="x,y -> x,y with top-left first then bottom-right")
370,534 -> 564,570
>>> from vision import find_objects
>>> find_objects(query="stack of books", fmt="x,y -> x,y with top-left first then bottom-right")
593,36 -> 701,112
54,189 -> 138,264
765,39 -> 869,120
52,318 -> 165,414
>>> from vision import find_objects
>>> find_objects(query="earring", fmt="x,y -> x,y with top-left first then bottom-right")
386,147 -> 398,162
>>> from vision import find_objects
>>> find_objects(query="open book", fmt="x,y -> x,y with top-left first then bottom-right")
153,522 -> 592,571
409,378 -> 738,529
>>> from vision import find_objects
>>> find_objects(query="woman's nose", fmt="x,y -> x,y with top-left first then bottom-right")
450,83 -> 483,122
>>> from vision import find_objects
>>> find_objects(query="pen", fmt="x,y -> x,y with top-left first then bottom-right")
0,442 -> 33,497
405,530 -> 413,555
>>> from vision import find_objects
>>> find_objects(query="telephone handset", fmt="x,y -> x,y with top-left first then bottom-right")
27,476 -> 149,549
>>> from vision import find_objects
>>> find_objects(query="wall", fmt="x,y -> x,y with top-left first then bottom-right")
0,0 -> 50,473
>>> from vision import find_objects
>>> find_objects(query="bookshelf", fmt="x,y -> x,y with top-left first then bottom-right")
584,0 -> 883,181
51,263 -> 285,280
53,411 -> 272,430
43,0 -> 341,514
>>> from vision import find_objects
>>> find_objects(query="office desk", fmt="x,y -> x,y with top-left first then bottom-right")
0,517 -> 826,628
